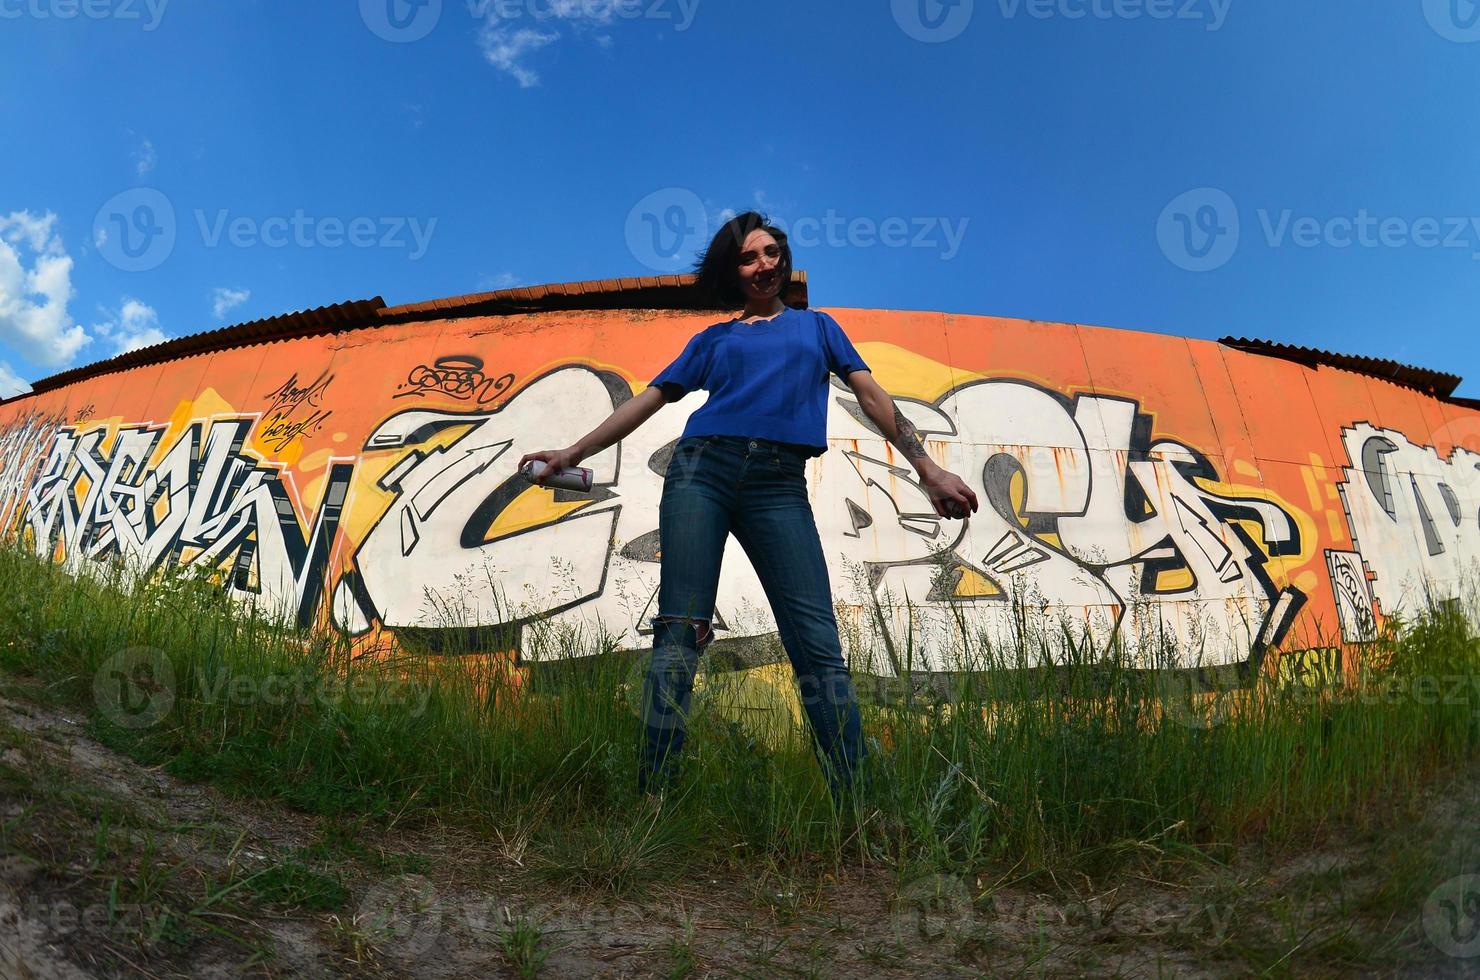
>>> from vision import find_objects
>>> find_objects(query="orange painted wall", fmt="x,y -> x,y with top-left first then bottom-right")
1,307 -> 1475,678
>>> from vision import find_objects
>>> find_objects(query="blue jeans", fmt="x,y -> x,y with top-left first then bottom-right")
638,434 -> 867,800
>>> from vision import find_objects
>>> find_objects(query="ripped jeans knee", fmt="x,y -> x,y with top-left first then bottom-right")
651,615 -> 714,650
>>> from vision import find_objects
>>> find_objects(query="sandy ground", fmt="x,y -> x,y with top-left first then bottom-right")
0,691 -> 1476,979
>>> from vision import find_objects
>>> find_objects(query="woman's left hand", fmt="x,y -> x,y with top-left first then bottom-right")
920,468 -> 979,520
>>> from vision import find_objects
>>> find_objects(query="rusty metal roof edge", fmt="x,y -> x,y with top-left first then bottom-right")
1218,336 -> 1464,399
20,298 -> 388,398
3,297 -> 1476,416
377,271 -> 809,322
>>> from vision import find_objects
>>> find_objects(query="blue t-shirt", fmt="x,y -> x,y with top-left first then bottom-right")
648,307 -> 871,457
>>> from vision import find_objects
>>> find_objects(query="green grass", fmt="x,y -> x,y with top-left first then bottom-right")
0,535 -> 1476,914
498,909 -> 557,978
0,712 -> 279,971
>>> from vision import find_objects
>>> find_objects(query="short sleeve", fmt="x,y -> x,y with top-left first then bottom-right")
817,311 -> 870,380
649,328 -> 712,402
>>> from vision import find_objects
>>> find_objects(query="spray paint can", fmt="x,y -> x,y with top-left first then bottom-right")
520,459 -> 594,493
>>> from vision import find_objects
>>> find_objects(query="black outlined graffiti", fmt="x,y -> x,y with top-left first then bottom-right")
21,417 -> 352,627
0,369 -> 1336,669
1337,423 -> 1480,624
337,366 -> 623,650
394,355 -> 515,407
0,409 -> 66,537
1326,549 -> 1378,643
330,368 -> 1308,668
260,370 -> 334,452
830,378 -> 1306,667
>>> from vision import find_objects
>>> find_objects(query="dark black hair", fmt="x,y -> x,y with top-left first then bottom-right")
691,211 -> 793,309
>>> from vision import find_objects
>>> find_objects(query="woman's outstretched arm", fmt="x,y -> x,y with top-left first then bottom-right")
517,385 -> 667,483
842,369 -> 978,519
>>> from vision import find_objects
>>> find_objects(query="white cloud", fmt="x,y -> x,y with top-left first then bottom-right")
705,191 -> 793,234
753,188 -> 789,214
477,23 -> 560,86
0,211 -> 87,367
133,137 -> 157,177
474,0 -> 622,86
478,272 -> 519,290
212,287 -> 250,320
93,298 -> 168,355
0,362 -> 29,399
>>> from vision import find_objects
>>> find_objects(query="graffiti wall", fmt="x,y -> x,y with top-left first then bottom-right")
2,306 -> 1477,677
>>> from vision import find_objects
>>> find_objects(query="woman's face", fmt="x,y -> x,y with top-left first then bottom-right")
736,228 -> 783,302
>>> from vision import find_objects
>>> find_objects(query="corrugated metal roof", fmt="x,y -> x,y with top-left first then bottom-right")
377,271 -> 808,321
23,299 -> 387,398
1219,336 -> 1464,398
20,279 -> 1464,409
6,272 -> 811,403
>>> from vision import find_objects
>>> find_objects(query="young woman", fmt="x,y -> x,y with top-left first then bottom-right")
518,212 -> 978,799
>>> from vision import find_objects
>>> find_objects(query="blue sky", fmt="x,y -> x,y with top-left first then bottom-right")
2,0 -> 1478,398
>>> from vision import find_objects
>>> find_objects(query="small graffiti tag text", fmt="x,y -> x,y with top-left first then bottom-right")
261,370 -> 333,452
395,355 -> 514,406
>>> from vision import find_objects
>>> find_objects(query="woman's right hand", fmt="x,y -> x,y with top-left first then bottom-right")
517,445 -> 585,485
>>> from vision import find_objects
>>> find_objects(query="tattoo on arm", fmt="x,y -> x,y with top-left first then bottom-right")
890,404 -> 929,463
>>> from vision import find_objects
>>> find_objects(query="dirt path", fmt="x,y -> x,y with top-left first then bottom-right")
1,691 -> 1475,978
